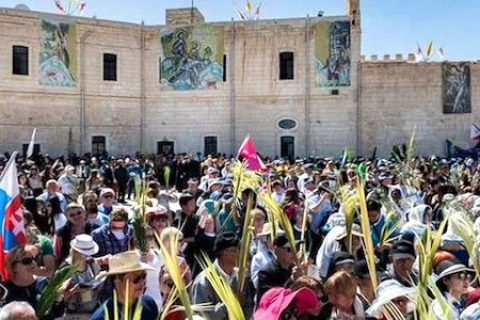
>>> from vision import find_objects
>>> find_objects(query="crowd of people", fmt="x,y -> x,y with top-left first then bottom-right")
2,151 -> 480,320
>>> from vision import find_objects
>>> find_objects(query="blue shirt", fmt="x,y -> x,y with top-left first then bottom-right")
91,223 -> 134,257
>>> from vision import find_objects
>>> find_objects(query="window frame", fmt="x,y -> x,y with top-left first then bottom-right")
12,45 -> 29,76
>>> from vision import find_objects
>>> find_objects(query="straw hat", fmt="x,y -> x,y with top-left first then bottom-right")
100,251 -> 155,277
257,222 -> 285,237
70,234 -> 99,256
366,280 -> 416,317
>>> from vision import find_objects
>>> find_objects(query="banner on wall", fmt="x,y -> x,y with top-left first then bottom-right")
315,20 -> 351,87
39,19 -> 77,86
160,25 -> 225,90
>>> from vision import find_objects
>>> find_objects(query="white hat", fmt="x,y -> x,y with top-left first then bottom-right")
257,222 -> 285,237
99,251 -> 155,278
70,234 -> 99,256
366,280 -> 416,317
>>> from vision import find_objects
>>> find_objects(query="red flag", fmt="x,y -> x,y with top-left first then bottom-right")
237,136 -> 267,172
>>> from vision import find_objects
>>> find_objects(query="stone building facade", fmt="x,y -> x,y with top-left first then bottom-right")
0,4 -> 478,158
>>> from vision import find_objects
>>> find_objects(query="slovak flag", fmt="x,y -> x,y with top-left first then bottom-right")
237,136 -> 268,172
0,152 -> 26,280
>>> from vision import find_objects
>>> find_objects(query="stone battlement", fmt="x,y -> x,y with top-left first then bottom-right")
360,53 -> 417,63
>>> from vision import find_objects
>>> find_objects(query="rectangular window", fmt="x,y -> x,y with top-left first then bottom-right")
223,54 -> 227,82
279,52 -> 294,80
204,136 -> 218,156
159,57 -> 162,83
103,53 -> 117,81
92,136 -> 106,156
13,46 -> 29,75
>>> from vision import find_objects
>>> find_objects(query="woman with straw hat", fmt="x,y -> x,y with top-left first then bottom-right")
60,234 -> 102,320
90,251 -> 158,320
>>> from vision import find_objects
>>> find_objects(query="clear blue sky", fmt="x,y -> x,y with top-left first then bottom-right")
2,0 -> 479,61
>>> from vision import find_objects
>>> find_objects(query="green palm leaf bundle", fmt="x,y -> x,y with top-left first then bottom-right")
237,194 -> 255,293
132,189 -> 149,254
196,252 -> 245,320
339,185 -> 359,254
356,179 -> 378,290
413,213 -> 451,320
260,190 -> 298,258
37,264 -> 77,318
156,231 -> 195,320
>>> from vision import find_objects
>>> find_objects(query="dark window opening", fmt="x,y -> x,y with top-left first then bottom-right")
92,136 -> 106,156
159,57 -> 162,83
281,136 -> 295,161
22,144 -> 40,157
204,136 -> 218,156
157,141 -> 175,155
279,52 -> 294,80
223,54 -> 227,82
13,46 -> 29,75
103,53 -> 117,81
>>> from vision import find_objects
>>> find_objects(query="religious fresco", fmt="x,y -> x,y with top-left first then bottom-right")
39,19 -> 77,86
315,21 -> 351,87
160,26 -> 225,90
443,62 -> 471,114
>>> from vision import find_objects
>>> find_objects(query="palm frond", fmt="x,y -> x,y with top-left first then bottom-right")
37,264 -> 77,318
357,179 -> 378,290
237,194 -> 255,293
196,252 -> 245,320
260,191 -> 297,257
156,231 -> 194,320
339,186 -> 359,253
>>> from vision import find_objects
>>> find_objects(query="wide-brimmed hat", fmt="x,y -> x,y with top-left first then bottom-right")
257,222 -> 285,237
335,224 -> 364,240
70,234 -> 99,256
435,260 -> 475,287
253,287 -> 319,319
366,279 -> 416,317
100,188 -> 115,198
99,251 -> 155,278
146,206 -> 169,222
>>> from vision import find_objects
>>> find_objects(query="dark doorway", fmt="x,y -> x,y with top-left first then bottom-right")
204,136 -> 218,156
280,136 -> 295,161
92,136 -> 106,156
157,141 -> 174,155
22,144 -> 40,157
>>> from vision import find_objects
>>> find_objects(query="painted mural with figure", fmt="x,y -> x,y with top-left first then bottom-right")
315,21 -> 351,87
39,20 -> 77,86
443,62 -> 471,114
160,26 -> 225,90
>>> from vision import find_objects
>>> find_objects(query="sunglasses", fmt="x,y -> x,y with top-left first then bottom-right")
131,273 -> 147,285
453,272 -> 473,281
69,210 -> 83,218
392,297 -> 409,305
103,194 -> 114,199
17,256 -> 34,265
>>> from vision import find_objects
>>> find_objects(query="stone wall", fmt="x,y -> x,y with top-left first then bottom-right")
359,60 -> 480,157
0,6 -> 477,158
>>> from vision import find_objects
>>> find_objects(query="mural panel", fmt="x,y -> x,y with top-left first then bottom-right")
443,62 -> 471,114
160,26 -> 225,90
315,21 -> 351,87
39,19 -> 77,86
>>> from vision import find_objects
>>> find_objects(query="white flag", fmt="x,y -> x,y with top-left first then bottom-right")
470,124 -> 480,140
26,128 -> 36,158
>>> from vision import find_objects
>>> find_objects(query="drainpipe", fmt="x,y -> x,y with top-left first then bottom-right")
80,30 -> 94,156
140,21 -> 146,152
229,19 -> 236,155
304,15 -> 311,157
